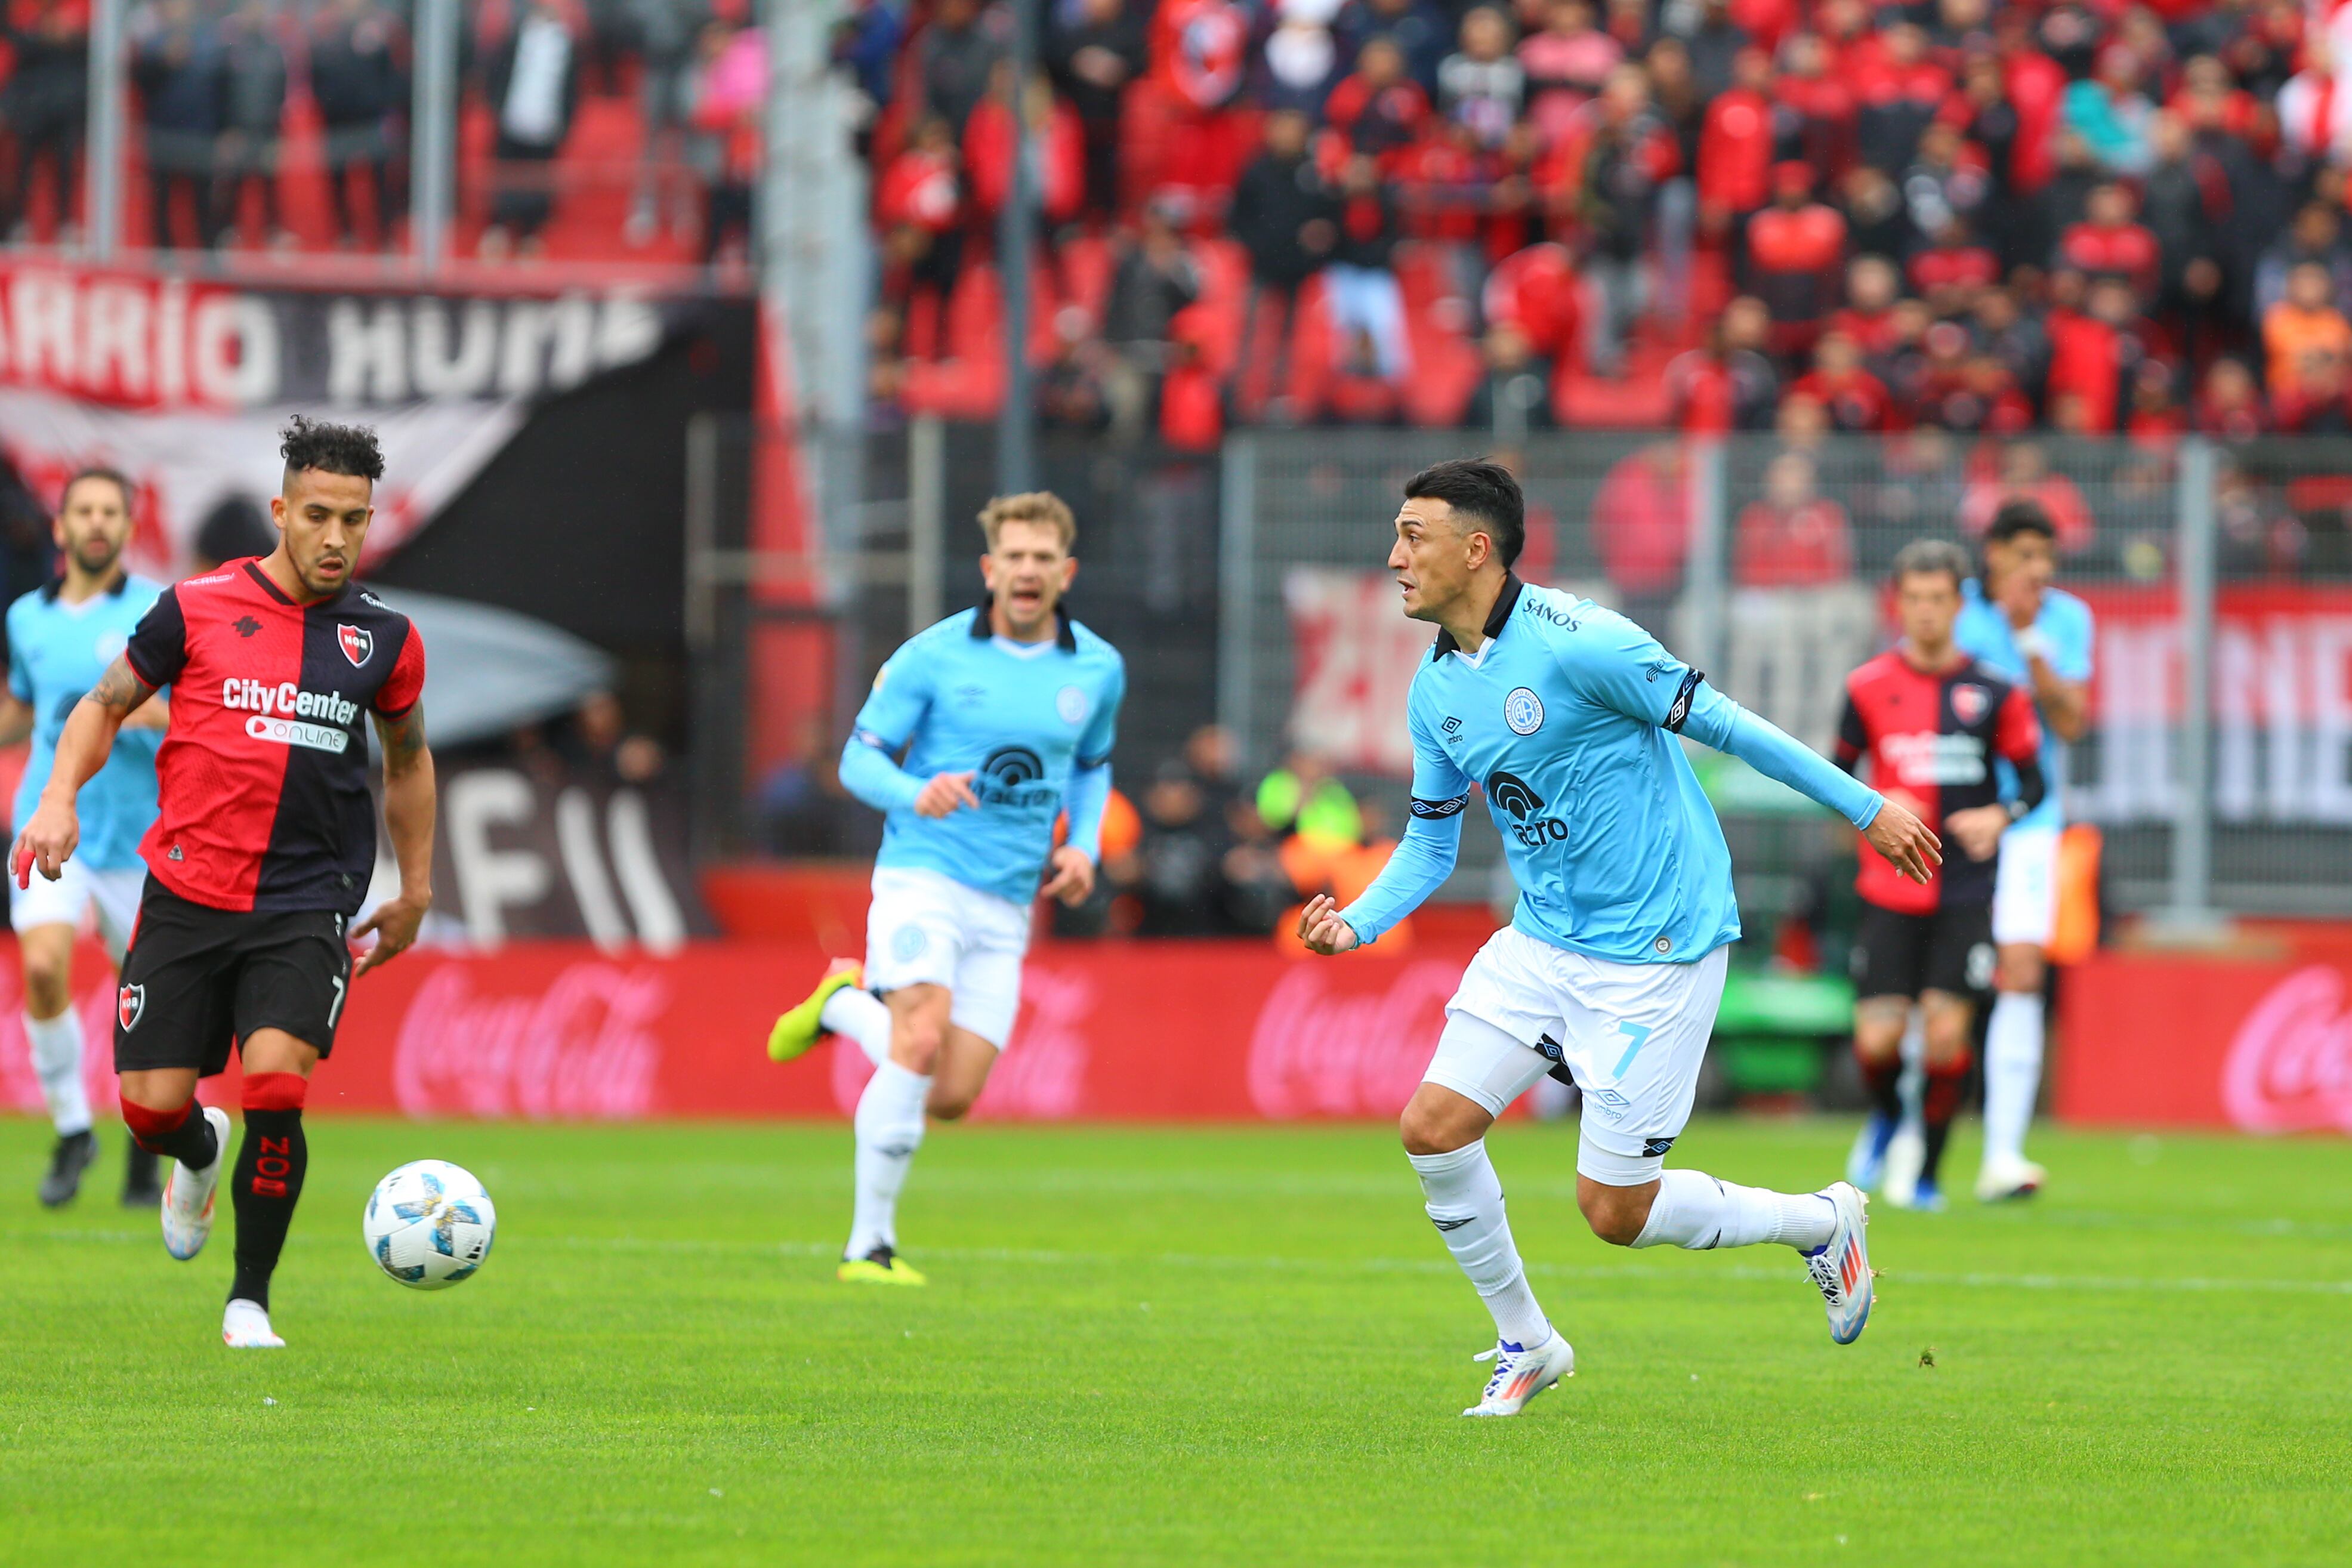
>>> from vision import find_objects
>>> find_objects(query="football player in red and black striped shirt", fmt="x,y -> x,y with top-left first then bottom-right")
11,416 -> 437,1349
1833,540 -> 2043,1211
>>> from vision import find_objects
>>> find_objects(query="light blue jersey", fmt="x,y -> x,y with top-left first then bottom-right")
7,573 -> 166,869
840,606 -> 1125,906
1954,579 -> 2093,832
1341,578 -> 1883,965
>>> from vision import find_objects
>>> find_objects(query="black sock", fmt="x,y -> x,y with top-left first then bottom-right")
1921,1064 -> 1970,1186
229,1109 -> 307,1310
1857,1052 -> 1903,1122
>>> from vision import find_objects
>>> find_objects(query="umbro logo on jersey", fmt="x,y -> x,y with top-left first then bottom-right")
1642,1136 -> 1677,1158
117,984 -> 144,1031
232,616 -> 261,638
1441,715 -> 1463,737
338,624 -> 374,666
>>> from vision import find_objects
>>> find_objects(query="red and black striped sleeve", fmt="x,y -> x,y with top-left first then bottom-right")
122,586 -> 188,689
1993,680 -> 2042,763
372,618 -> 425,718
1834,678 -> 1869,773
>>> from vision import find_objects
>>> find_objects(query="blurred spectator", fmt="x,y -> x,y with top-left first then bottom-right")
1,0 -> 89,243
917,0 -> 1003,137
1519,0 -> 1620,146
1438,6 -> 1523,150
1325,153 -> 1408,383
1665,295 -> 1778,431
2141,113 -> 2227,329
2055,181 -> 2160,302
2254,203 -> 2352,322
1958,441 -> 2094,554
483,0 -> 584,258
2263,261 -> 2352,405
1742,163 -> 1846,348
2063,43 -> 2156,175
1036,313 -> 1113,432
1336,0 -> 1450,94
310,0 -> 406,249
1591,442 -> 1690,622
686,14 -> 764,267
1672,0 -> 1749,100
1464,320 -> 1554,434
1048,0 -> 1146,220
191,494 -> 273,574
131,0 -> 226,251
214,0 -> 288,249
2047,273 -> 2172,434
1790,329 -> 1893,432
1734,450 -> 1853,587
876,115 -> 961,309
1325,33 -> 1429,162
1261,0 -> 1343,117
965,61 -> 1085,224
1577,63 -> 1680,375
570,689 -> 665,785
1230,109 -> 1335,412
1853,23 -> 1949,174
1100,197 -> 1202,432
2196,357 -> 2268,439
1159,325 -> 1227,451
627,0 -> 709,247
1697,47 -> 1774,233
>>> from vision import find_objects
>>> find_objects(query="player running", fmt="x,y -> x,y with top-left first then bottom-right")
11,417 -> 436,1349
1836,540 -> 2044,1212
764,492 -> 1123,1286
1297,459 -> 1939,1418
1954,501 -> 2092,1202
5,469 -> 168,1208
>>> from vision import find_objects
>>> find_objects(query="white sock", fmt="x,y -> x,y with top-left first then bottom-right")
1630,1169 -> 1838,1252
819,984 -> 894,1068
26,1010 -> 90,1137
1982,992 -> 2046,1168
847,1061 -> 930,1258
1408,1140 -> 1551,1349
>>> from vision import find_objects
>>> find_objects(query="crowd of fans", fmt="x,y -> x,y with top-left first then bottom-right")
859,0 -> 2352,443
0,0 -> 763,263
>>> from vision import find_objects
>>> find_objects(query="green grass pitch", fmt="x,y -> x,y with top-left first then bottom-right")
5,1114 -> 2348,1566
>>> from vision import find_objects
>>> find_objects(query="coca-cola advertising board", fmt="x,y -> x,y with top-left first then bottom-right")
0,934 -> 1485,1123
2057,941 -> 2352,1132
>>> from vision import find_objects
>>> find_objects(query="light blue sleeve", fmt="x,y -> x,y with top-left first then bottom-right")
1064,761 -> 1112,861
2049,594 -> 2094,683
1078,655 -> 1123,767
1678,684 -> 1884,829
837,638 -> 936,815
5,602 -> 26,704
1337,698 -> 1470,946
1552,610 -> 1882,828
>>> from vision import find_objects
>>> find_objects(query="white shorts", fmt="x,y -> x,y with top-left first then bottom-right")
1992,823 -> 2060,948
1429,926 -> 1731,1186
10,859 -> 143,962
863,866 -> 1030,1048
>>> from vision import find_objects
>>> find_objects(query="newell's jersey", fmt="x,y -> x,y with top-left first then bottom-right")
1836,652 -> 2041,915
854,608 -> 1125,906
1953,579 -> 2092,832
7,573 -> 166,869
123,560 -> 425,916
1404,582 -> 1741,965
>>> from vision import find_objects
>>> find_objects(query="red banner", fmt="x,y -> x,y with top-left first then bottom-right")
2057,934 -> 2352,1132
0,935 -> 1492,1123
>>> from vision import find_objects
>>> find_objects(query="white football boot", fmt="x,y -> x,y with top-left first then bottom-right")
161,1106 -> 232,1261
1880,1122 -> 1926,1208
222,1298 -> 284,1349
1975,1153 -> 2046,1203
1802,1181 -> 1875,1345
1462,1329 -> 1574,1417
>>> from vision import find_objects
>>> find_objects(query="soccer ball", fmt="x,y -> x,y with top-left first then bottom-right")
363,1160 -> 496,1290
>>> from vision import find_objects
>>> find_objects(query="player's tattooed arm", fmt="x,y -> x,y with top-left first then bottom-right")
85,655 -> 158,717
356,703 -> 436,977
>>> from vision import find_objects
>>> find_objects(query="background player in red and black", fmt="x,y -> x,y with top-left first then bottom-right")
10,416 -> 437,1350
1834,539 -> 2044,1211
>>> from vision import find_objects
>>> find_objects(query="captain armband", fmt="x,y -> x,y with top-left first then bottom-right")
852,728 -> 893,752
1409,793 -> 1470,819
1663,669 -> 1704,733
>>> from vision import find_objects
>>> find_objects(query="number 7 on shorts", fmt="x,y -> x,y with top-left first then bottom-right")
1610,1020 -> 1654,1079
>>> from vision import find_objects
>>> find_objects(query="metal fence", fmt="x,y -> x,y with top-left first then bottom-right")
1223,431 -> 2352,920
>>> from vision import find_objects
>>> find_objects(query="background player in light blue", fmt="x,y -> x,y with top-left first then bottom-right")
1297,460 -> 1939,1416
763,490 -> 1124,1285
2,469 -> 168,1208
1955,499 -> 2094,1203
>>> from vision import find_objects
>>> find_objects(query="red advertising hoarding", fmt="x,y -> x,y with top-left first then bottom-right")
0,935 -> 1488,1124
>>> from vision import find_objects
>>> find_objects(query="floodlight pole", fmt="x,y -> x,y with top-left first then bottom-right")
412,0 -> 461,276
85,0 -> 126,259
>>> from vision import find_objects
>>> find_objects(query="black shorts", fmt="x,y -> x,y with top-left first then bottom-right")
1851,900 -> 1995,1002
113,878 -> 353,1077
